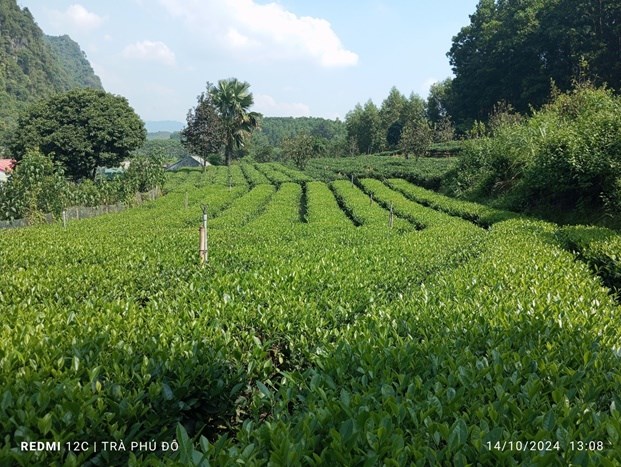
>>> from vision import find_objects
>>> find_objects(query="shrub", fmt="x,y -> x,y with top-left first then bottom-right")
123,156 -> 166,194
0,149 -> 68,221
446,85 -> 621,213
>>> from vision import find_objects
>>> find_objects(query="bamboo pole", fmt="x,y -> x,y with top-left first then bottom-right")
199,226 -> 206,265
199,205 -> 209,265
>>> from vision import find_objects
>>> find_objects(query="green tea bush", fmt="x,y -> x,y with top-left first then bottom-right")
263,162 -> 312,183
228,165 -> 248,188
557,225 -> 621,296
387,178 -> 518,227
252,163 -> 290,185
306,156 -> 456,188
240,162 -> 270,186
2,172 -> 620,465
305,181 -> 352,227
330,179 -> 412,230
210,184 -> 275,228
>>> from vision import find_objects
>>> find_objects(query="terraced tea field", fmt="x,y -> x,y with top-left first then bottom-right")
1,164 -> 620,465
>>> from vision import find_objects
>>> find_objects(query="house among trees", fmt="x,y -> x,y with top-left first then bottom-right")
95,160 -> 131,180
0,159 -> 15,183
166,155 -> 210,171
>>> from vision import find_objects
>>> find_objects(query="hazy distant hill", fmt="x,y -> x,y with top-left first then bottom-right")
145,121 -> 185,133
0,0 -> 103,137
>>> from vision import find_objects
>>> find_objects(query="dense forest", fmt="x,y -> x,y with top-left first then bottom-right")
446,0 -> 621,131
0,0 -> 102,142
256,116 -> 346,146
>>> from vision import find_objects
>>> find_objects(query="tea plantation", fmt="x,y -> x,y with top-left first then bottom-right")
1,165 -> 620,465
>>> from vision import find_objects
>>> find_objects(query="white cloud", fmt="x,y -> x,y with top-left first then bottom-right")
160,0 -> 358,67
254,94 -> 310,117
51,4 -> 105,32
122,41 -> 176,67
226,28 -> 260,49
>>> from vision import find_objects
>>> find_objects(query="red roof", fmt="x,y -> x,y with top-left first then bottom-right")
0,159 -> 15,172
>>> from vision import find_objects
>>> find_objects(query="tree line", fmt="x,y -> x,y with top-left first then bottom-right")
444,0 -> 621,132
181,1 -> 620,166
181,80 -> 455,167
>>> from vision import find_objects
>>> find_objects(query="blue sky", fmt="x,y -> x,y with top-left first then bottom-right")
19,0 -> 479,123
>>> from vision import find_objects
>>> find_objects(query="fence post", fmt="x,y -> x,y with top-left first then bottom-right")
184,192 -> 188,209
389,202 -> 394,229
62,210 -> 67,228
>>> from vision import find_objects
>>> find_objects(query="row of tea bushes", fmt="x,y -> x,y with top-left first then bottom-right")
210,184 -> 275,229
228,165 -> 249,188
240,163 -> 270,186
177,219 -> 621,465
557,225 -> 621,296
304,181 -> 353,228
2,171 -> 619,465
306,156 -> 457,188
359,178 -> 469,231
386,178 -> 517,227
266,163 -> 313,183
252,163 -> 291,185
246,183 -> 302,229
330,180 -> 412,231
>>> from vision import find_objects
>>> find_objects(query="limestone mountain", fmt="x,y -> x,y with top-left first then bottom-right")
44,35 -> 103,90
0,0 -> 103,138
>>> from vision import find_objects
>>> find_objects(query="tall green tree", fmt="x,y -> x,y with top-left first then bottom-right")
211,78 -> 260,166
403,93 -> 428,125
282,132 -> 323,169
181,82 -> 225,169
401,120 -> 433,160
380,87 -> 408,149
426,78 -> 454,125
345,100 -> 382,154
359,100 -> 382,154
8,88 -> 145,180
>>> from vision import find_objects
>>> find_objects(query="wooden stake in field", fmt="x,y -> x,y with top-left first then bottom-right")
184,191 -> 188,209
62,210 -> 67,228
351,174 -> 354,186
199,205 -> 209,265
370,192 -> 373,205
389,202 -> 394,228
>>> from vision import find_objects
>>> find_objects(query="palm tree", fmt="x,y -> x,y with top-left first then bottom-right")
211,78 -> 260,166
